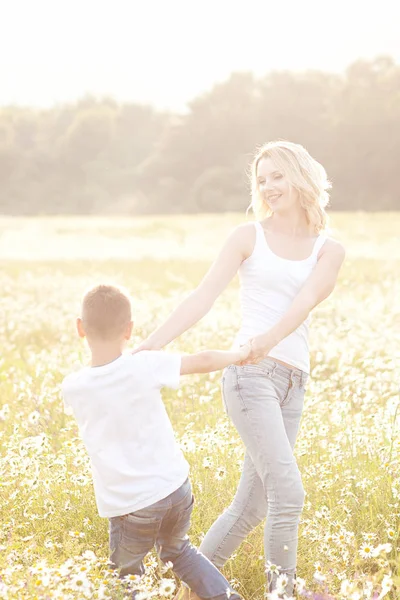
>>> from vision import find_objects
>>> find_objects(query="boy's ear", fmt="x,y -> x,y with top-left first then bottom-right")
124,321 -> 134,340
76,317 -> 86,339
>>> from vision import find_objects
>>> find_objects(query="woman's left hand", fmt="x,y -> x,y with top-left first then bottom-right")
237,332 -> 276,365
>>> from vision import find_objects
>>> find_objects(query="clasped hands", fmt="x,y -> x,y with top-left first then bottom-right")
236,332 -> 276,366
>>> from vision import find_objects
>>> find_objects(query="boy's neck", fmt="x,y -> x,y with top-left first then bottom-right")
89,340 -> 126,368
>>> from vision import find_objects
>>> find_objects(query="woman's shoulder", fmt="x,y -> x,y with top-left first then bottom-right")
318,235 -> 346,260
230,221 -> 260,260
233,220 -> 259,233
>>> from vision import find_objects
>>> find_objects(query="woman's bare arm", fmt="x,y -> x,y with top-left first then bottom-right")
133,223 -> 255,351
243,238 -> 346,363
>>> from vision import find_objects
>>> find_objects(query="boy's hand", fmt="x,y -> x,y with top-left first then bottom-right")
240,332 -> 276,364
235,342 -> 252,364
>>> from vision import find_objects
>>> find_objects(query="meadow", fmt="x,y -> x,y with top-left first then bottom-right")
0,212 -> 399,600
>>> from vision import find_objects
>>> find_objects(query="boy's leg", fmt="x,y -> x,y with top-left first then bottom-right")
109,500 -> 166,578
173,588 -> 200,600
156,478 -> 241,600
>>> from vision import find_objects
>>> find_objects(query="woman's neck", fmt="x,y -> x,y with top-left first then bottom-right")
265,211 -> 313,237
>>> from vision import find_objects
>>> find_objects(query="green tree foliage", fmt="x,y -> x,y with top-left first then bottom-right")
0,57 -> 399,214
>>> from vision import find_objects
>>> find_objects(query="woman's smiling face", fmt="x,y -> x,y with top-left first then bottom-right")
256,157 -> 300,214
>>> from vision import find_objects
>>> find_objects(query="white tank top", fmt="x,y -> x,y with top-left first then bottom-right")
233,221 -> 327,374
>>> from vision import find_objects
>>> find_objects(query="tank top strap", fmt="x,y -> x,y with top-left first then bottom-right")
311,234 -> 328,259
253,221 -> 266,251
254,220 -> 264,235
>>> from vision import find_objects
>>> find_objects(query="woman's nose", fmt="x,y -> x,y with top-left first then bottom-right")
263,181 -> 275,191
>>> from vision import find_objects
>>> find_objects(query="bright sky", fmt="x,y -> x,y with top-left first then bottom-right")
1,0 -> 400,111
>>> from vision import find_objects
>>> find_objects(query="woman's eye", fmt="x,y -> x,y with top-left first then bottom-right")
273,174 -> 283,179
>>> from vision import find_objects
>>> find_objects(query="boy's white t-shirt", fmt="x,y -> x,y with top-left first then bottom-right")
61,351 -> 189,518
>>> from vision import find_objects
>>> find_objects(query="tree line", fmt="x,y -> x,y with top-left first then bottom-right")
0,56 -> 399,215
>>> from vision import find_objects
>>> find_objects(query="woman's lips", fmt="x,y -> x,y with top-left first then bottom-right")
267,194 -> 281,203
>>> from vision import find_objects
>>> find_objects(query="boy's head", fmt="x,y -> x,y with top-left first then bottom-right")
77,284 -> 133,344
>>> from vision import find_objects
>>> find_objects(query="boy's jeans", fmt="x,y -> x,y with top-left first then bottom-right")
109,477 -> 241,600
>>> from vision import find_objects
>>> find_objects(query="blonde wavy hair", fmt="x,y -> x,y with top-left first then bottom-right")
248,140 -> 331,233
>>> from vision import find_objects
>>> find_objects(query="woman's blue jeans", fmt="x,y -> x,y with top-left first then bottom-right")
199,358 -> 308,596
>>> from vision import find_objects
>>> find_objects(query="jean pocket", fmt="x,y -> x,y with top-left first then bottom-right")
281,383 -> 306,409
119,511 -> 162,551
125,512 -> 160,526
171,494 -> 195,536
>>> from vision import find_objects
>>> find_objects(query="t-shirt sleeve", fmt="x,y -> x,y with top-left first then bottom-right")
144,351 -> 181,389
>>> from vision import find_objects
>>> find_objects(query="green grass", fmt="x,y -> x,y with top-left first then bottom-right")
0,213 -> 399,599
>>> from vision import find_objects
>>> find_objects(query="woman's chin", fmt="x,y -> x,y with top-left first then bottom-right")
267,199 -> 295,214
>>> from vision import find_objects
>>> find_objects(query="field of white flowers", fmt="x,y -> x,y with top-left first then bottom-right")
0,213 -> 399,599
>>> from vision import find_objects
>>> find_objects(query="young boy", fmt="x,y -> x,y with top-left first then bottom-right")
62,284 -> 250,600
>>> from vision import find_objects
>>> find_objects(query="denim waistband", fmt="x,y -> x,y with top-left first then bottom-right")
257,357 -> 308,386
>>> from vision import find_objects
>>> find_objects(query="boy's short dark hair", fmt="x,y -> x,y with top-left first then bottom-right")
82,284 -> 132,340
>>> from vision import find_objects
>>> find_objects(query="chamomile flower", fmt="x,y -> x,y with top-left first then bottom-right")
28,411 -> 40,425
160,561 -> 173,574
69,530 -> 85,538
359,543 -> 374,558
136,592 -> 151,600
69,574 -> 92,592
295,576 -> 306,593
387,528 -> 396,539
362,532 -> 377,542
215,466 -> 227,480
265,560 -> 281,574
159,578 -> 176,596
276,572 -> 289,592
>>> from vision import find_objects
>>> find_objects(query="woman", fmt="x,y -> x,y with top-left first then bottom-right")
135,141 -> 345,597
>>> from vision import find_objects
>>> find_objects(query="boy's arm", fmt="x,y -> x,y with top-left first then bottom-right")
180,344 -> 251,375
